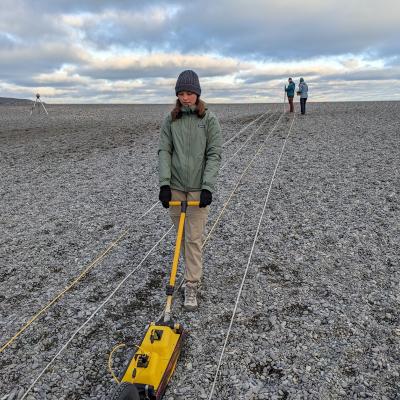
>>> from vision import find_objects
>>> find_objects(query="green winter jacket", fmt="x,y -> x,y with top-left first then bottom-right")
158,106 -> 222,193
285,82 -> 295,97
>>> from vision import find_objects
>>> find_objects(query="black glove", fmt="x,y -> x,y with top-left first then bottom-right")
199,189 -> 212,208
159,185 -> 171,208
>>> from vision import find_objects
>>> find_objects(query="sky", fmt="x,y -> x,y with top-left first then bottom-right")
0,0 -> 399,103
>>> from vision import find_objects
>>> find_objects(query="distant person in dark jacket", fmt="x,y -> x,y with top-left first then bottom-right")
285,78 -> 295,113
297,77 -> 308,115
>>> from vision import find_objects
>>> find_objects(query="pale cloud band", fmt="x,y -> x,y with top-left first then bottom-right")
0,0 -> 399,103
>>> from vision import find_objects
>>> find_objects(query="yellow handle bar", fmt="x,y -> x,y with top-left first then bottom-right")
169,201 -> 200,207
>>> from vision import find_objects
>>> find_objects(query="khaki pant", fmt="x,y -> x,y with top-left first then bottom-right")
169,189 -> 209,283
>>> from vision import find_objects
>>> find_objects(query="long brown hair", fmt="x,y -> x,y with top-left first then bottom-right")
171,98 -> 206,121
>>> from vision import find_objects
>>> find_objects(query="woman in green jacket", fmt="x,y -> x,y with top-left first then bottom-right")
158,70 -> 222,311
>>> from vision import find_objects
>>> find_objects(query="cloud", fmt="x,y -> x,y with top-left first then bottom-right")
78,52 -> 242,80
322,68 -> 400,82
0,44 -> 86,83
0,32 -> 18,49
0,1 -> 70,45
0,0 -> 157,15
39,0 -> 398,60
0,0 -> 399,102
5,0 -> 398,59
172,0 -> 400,60
72,8 -> 179,51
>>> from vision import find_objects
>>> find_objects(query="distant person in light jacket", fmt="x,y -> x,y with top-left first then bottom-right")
297,78 -> 308,115
285,77 -> 295,113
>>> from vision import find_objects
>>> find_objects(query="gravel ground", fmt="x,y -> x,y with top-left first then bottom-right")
0,102 -> 399,399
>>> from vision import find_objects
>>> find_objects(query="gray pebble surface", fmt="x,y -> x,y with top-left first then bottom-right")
0,102 -> 399,399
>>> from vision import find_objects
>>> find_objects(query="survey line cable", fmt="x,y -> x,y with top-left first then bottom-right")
203,113 -> 283,248
20,111 -> 284,398
222,112 -> 267,147
208,114 -> 296,400
0,112 -> 267,355
0,227 -> 130,354
220,112 -> 276,172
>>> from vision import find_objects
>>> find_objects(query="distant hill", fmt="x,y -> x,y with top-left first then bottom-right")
0,97 -> 34,105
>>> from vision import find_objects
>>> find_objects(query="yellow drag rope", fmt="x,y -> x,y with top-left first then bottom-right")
108,342 -> 150,383
108,343 -> 127,383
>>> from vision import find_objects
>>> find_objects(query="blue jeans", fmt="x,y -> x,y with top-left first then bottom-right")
300,98 -> 307,114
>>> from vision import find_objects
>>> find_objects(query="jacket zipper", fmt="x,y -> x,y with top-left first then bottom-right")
185,114 -> 191,192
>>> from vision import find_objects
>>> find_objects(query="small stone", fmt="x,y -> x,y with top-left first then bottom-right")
17,388 -> 25,400
7,388 -> 18,400
353,384 -> 365,394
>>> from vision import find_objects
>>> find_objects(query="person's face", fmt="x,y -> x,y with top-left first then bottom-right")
178,91 -> 197,106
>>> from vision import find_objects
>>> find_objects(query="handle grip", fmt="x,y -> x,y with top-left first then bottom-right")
169,201 -> 200,207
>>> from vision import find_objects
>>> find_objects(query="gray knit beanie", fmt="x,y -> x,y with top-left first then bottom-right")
175,70 -> 201,96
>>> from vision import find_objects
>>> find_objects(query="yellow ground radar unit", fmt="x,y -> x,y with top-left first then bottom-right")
110,201 -> 199,400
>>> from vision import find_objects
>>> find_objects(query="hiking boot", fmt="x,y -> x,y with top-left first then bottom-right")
180,280 -> 202,292
184,281 -> 198,311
